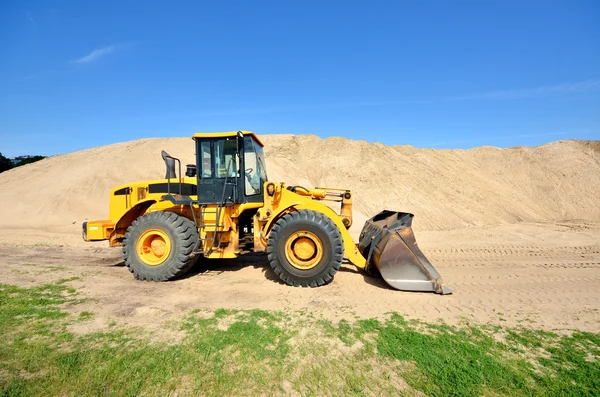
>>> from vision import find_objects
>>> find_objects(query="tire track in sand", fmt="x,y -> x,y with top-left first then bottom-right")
417,243 -> 600,328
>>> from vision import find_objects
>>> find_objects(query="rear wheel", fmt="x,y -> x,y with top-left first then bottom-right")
267,210 -> 343,287
123,211 -> 199,281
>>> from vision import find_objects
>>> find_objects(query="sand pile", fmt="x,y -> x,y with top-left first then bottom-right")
264,136 -> 600,231
0,135 -> 598,232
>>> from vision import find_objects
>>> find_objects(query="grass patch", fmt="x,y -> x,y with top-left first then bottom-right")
77,311 -> 94,321
11,264 -> 69,276
0,283 -> 598,396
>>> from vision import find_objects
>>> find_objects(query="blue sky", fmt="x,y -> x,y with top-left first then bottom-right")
1,1 -> 599,157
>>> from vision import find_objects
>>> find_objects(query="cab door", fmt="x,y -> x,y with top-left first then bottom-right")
197,140 -> 215,202
196,139 -> 240,204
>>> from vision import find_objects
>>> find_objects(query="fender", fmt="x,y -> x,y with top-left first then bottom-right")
262,202 -> 302,236
108,199 -> 157,246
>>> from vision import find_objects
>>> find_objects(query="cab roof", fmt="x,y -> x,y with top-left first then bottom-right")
192,130 -> 264,147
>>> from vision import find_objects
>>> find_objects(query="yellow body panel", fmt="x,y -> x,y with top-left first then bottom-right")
84,220 -> 114,241
108,177 -> 198,222
83,177 -> 197,244
192,130 -> 264,147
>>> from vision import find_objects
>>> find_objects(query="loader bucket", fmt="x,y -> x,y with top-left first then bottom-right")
358,210 -> 453,294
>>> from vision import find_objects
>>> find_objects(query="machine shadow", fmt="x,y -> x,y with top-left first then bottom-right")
115,256 -> 391,290
338,261 -> 393,290
178,253 -> 284,285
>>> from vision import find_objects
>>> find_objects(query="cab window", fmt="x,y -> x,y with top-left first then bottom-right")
200,141 -> 212,178
215,139 -> 239,179
244,136 -> 267,195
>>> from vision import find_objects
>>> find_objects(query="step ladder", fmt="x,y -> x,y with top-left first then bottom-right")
195,203 -> 225,256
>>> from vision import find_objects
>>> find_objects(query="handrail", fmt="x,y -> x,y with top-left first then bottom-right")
164,154 -> 182,196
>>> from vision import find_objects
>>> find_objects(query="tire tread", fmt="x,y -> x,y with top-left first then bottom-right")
122,211 -> 199,281
267,209 -> 344,288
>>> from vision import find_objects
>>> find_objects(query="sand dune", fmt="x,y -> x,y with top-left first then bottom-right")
264,136 -> 600,231
0,135 -> 598,233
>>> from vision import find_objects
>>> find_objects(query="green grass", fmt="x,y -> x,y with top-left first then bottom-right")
77,311 -> 94,321
0,283 -> 598,396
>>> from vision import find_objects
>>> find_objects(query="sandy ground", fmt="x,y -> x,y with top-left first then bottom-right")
2,221 -> 599,333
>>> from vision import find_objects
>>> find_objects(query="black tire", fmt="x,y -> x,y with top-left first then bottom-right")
123,211 -> 200,281
267,210 -> 344,287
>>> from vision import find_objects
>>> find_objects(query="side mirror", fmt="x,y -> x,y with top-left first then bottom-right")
236,131 -> 244,160
185,164 -> 196,177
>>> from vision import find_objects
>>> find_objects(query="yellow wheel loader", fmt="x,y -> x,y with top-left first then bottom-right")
83,131 -> 452,294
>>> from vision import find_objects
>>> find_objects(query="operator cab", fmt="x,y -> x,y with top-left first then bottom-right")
192,131 -> 267,205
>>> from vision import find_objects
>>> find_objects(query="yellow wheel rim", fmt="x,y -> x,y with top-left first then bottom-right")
284,231 -> 323,270
136,229 -> 171,266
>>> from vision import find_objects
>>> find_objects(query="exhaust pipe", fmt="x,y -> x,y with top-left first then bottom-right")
161,150 -> 177,179
358,210 -> 453,294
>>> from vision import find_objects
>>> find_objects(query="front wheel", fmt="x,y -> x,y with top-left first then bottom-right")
267,210 -> 344,287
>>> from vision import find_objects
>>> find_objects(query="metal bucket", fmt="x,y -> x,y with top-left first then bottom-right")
358,210 -> 453,294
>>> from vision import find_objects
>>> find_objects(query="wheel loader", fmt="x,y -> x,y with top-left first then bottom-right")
83,131 -> 452,294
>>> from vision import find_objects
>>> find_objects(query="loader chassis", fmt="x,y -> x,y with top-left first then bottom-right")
83,131 -> 452,293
